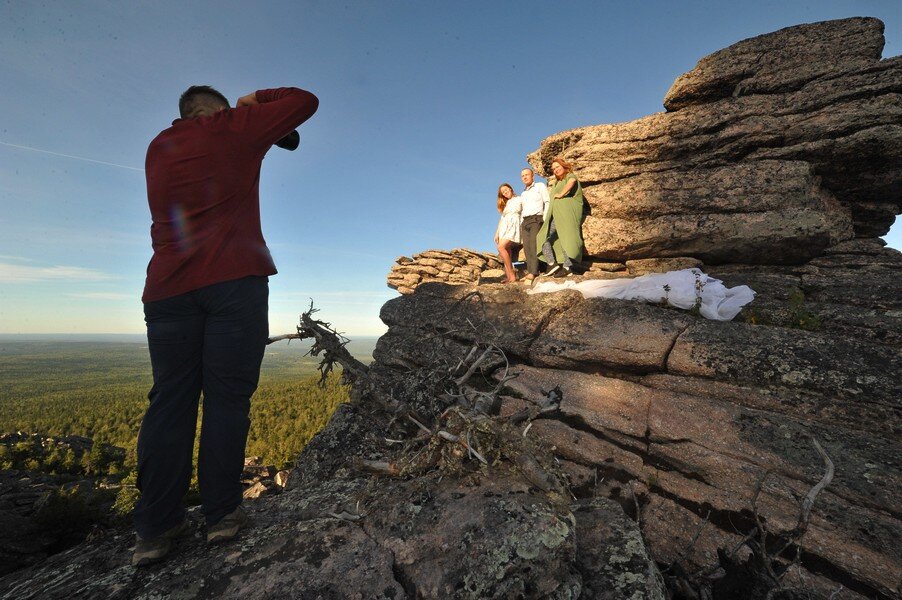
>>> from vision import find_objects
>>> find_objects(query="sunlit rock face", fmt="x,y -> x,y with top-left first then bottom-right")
528,16 -> 900,261
5,18 -> 901,600
374,246 -> 901,598
387,249 -> 503,295
370,19 -> 901,597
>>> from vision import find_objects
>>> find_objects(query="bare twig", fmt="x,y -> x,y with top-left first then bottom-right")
406,414 -> 432,435
630,480 -> 642,526
438,430 -> 488,465
453,346 -> 495,387
664,510 -> 711,574
451,345 -> 480,375
355,459 -> 399,476
772,437 -> 835,561
797,438 -> 834,533
267,333 -> 302,344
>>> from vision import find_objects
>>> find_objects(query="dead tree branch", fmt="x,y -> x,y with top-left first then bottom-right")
670,437 -> 836,599
268,301 -> 369,385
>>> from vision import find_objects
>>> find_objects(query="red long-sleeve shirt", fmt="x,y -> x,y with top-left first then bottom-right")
142,87 -> 318,302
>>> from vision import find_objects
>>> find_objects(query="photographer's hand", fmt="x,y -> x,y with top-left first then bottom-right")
236,93 -> 259,107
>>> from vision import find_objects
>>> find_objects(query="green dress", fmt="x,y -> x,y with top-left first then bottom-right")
536,172 -> 584,265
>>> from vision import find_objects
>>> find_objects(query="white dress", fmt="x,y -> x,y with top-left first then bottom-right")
529,269 -> 756,321
496,196 -> 523,243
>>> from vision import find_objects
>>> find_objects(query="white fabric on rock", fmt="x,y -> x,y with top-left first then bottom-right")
528,269 -> 756,321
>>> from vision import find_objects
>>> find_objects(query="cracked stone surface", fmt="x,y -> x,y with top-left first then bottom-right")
5,17 -> 901,600
391,19 -> 899,296
369,255 -> 901,599
524,16 -> 900,260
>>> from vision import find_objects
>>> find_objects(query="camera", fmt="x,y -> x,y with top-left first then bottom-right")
275,130 -> 300,151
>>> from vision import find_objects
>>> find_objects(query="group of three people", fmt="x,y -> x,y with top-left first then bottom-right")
494,157 -> 586,284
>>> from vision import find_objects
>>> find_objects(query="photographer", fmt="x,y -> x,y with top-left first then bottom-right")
133,85 -> 318,566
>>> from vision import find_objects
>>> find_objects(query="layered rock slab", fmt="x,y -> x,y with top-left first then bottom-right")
387,249 -> 502,295
579,160 -> 854,263
663,17 -> 886,110
373,279 -> 901,598
529,17 -> 901,257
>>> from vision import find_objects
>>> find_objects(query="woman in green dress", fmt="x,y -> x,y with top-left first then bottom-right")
536,157 -> 584,275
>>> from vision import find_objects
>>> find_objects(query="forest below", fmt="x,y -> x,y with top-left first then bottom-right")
0,337 -> 377,470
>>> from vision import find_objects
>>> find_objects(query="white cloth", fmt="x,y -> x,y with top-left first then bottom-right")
528,268 -> 756,321
520,181 -> 550,218
496,196 -> 523,243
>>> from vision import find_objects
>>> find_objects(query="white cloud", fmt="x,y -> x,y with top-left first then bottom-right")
0,261 -> 115,283
275,290 -> 394,299
0,255 -> 34,262
67,292 -> 135,301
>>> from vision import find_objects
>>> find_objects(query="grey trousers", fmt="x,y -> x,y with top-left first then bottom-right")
542,218 -> 572,269
520,215 -> 543,276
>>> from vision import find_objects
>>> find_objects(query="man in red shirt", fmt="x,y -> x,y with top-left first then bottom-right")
132,85 -> 318,566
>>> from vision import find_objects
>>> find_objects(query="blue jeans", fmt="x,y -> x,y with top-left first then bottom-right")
542,218 -> 573,269
133,276 -> 268,539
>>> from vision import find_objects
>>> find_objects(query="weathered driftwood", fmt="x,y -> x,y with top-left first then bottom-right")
268,302 -> 369,385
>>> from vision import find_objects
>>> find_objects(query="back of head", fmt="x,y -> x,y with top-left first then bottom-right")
179,85 -> 229,119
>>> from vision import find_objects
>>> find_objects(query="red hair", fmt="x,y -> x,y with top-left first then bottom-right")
551,156 -> 573,174
496,183 -> 513,213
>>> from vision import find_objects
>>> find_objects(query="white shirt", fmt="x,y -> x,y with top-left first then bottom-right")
520,181 -> 550,218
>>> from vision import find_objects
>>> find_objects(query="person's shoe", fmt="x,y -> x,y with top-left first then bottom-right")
207,506 -> 248,544
544,264 -> 561,277
132,520 -> 188,567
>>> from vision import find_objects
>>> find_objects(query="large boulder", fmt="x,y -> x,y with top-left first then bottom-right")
579,160 -> 853,263
0,418 -> 664,600
5,18 -> 901,600
528,17 -> 901,259
663,17 -> 886,110
367,234 -> 902,599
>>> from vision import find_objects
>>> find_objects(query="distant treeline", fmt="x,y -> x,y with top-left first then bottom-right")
0,341 -> 356,469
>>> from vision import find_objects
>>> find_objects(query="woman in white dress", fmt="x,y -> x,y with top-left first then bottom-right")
494,183 -> 523,283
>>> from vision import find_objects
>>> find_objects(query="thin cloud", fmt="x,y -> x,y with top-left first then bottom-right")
3,225 -> 147,248
67,292 -> 135,301
0,141 -> 144,172
276,290 -> 393,299
0,255 -> 34,262
0,261 -> 116,283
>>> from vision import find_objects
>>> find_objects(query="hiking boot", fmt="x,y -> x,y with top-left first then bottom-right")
544,264 -> 561,277
132,519 -> 188,567
207,506 -> 248,544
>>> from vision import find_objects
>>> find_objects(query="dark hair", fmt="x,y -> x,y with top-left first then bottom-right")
179,85 -> 229,119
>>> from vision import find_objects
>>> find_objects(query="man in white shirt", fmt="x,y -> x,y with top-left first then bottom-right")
518,168 -> 551,282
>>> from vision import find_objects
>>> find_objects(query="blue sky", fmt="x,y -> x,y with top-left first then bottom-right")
1,1 -> 900,337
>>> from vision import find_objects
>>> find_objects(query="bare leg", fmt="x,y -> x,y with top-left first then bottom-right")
497,240 -> 517,282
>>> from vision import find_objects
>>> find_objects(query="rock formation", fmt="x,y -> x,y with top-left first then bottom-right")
1,17 -> 899,600
373,246 -> 900,598
376,16 -> 901,599
528,16 -> 899,264
388,249 -> 503,295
